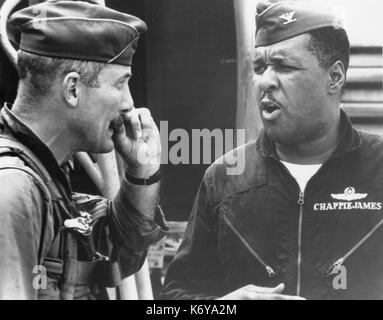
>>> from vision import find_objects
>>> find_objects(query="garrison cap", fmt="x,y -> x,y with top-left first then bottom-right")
9,0 -> 147,66
255,0 -> 345,47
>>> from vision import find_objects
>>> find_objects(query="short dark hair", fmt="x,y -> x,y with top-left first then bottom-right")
17,51 -> 105,96
307,26 -> 350,73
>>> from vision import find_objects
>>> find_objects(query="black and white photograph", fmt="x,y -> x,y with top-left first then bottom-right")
0,0 -> 382,305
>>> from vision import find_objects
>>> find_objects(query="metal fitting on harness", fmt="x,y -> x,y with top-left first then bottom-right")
64,211 -> 93,236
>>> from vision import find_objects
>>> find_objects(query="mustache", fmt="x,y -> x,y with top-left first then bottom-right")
110,115 -> 124,131
259,94 -> 283,107
110,110 -> 131,133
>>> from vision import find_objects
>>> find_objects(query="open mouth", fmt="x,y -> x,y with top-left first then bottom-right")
261,101 -> 282,121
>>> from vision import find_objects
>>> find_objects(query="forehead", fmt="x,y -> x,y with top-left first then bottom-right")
99,64 -> 132,80
254,33 -> 312,61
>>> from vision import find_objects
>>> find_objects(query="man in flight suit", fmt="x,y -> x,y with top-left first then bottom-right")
162,0 -> 383,300
0,0 -> 167,299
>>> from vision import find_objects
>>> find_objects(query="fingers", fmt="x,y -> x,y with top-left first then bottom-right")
122,108 -> 141,139
244,283 -> 285,294
115,107 -> 161,168
244,284 -> 305,300
219,283 -> 306,300
122,108 -> 154,140
138,108 -> 155,129
257,293 -> 306,300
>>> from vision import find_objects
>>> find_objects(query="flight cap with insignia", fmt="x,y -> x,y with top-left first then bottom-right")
9,0 -> 147,66
255,0 -> 346,47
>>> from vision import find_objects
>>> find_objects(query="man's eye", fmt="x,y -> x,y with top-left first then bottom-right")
277,64 -> 296,72
253,65 -> 266,75
117,79 -> 129,88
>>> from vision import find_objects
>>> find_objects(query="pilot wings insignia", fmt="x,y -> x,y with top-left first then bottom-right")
279,11 -> 297,25
331,187 -> 368,202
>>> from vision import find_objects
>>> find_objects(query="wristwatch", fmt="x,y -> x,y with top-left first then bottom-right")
125,168 -> 161,185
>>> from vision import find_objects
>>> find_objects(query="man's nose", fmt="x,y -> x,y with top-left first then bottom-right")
258,66 -> 278,93
121,86 -> 134,112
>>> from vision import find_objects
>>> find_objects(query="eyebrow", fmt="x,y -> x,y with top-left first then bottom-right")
113,72 -> 132,86
253,51 -> 299,65
119,72 -> 132,80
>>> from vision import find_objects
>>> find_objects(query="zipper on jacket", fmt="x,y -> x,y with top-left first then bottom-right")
297,192 -> 304,296
326,217 -> 383,276
222,215 -> 276,278
275,159 -> 307,296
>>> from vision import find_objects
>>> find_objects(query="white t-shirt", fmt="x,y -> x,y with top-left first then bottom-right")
280,161 -> 322,192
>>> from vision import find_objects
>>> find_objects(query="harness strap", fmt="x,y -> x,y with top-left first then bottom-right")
0,136 -> 57,265
0,161 -> 52,264
0,134 -> 79,299
0,134 -> 61,200
60,231 -> 78,299
0,134 -> 122,297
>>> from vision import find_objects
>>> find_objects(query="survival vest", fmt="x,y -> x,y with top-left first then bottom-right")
0,134 -> 121,299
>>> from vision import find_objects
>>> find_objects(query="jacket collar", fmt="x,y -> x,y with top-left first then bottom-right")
0,103 -> 72,194
256,109 -> 361,161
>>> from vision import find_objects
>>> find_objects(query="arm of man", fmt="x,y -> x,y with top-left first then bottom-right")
111,105 -> 163,239
110,173 -> 165,250
0,165 -> 47,300
92,107 -> 167,277
106,176 -> 167,278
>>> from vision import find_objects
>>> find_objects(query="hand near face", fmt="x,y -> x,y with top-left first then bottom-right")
112,107 -> 161,178
217,284 -> 306,300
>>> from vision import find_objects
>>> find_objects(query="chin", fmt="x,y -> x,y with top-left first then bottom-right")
99,144 -> 115,154
88,140 -> 114,154
264,125 -> 280,141
264,127 -> 296,145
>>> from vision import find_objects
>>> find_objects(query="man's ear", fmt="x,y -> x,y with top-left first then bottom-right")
62,72 -> 81,107
328,61 -> 346,95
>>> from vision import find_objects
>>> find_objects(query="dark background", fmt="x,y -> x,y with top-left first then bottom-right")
0,0 -> 239,222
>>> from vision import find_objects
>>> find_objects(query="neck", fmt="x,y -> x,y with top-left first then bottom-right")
12,97 -> 77,165
276,119 -> 341,165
